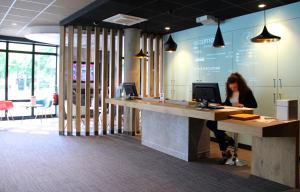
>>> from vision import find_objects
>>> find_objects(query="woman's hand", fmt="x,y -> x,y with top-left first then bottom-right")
234,103 -> 244,108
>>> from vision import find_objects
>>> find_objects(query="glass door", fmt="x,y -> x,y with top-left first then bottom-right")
0,52 -> 5,100
8,52 -> 32,117
0,51 -> 6,118
34,54 -> 57,115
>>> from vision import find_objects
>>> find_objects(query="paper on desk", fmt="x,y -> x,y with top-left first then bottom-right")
254,116 -> 276,123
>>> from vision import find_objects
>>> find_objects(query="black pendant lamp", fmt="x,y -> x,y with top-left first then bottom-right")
135,49 -> 147,59
213,20 -> 225,48
164,35 -> 177,52
251,10 -> 281,43
164,9 -> 177,52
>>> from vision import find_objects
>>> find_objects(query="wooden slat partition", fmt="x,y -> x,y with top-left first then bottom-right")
101,28 -> 109,135
154,36 -> 160,97
75,26 -> 82,136
67,26 -> 74,136
116,30 -> 123,133
108,29 -> 116,134
59,26 -> 66,135
93,27 -> 101,135
141,33 -> 147,97
148,36 -> 154,96
159,37 -> 163,94
85,27 -> 92,136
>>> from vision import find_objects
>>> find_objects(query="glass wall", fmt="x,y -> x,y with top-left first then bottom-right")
0,40 -> 58,119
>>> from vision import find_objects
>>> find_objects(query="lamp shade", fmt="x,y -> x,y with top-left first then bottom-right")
213,25 -> 225,48
164,35 -> 177,52
251,25 -> 281,43
135,49 -> 147,58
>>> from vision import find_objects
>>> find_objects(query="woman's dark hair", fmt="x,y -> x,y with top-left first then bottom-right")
226,72 -> 250,98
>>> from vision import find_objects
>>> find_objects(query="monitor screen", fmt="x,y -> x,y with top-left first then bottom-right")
192,83 -> 221,103
123,82 -> 138,96
73,62 -> 94,82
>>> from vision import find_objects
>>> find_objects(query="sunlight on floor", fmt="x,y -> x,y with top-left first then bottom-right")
0,118 -> 58,135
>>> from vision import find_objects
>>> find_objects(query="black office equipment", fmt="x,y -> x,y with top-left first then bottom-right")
192,83 -> 223,109
123,82 -> 138,97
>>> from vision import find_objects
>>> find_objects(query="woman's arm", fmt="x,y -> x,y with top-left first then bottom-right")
223,97 -> 232,106
243,90 -> 258,108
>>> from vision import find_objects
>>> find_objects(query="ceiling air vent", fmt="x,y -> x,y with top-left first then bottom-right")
103,14 -> 147,26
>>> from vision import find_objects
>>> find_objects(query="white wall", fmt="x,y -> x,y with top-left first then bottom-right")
163,2 -> 300,146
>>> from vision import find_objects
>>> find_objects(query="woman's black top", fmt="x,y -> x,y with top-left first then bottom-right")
223,89 -> 258,108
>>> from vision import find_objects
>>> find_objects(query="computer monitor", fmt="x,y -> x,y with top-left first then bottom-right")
123,82 -> 138,97
192,83 -> 222,103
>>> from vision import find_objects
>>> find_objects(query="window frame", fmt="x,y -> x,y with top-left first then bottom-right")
0,40 -> 58,119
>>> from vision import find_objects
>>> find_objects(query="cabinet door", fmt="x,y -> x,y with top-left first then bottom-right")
253,87 -> 277,117
232,28 -> 277,87
252,42 -> 278,87
173,85 -> 191,101
172,40 -> 194,86
278,87 -> 300,119
232,29 -> 255,87
277,19 -> 300,87
164,53 -> 175,86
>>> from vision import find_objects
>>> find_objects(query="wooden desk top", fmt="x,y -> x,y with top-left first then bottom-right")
106,98 -> 253,121
219,117 -> 299,137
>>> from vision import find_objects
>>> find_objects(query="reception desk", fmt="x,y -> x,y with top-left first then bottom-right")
106,98 -> 253,161
106,98 -> 299,187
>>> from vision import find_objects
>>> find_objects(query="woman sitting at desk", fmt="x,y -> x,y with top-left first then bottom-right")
207,72 -> 257,164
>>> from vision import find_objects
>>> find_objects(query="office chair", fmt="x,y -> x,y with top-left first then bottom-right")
225,133 -> 247,166
0,101 -> 14,121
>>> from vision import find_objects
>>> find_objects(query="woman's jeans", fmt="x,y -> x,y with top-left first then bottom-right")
206,120 -> 228,151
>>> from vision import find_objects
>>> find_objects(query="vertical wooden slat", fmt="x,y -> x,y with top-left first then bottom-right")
67,26 -> 74,136
148,35 -> 154,97
116,30 -> 123,133
101,28 -> 109,135
59,26 -> 66,135
93,27 -> 100,135
159,37 -> 164,94
108,29 -> 116,134
154,36 -> 160,97
75,27 -> 82,136
85,27 -> 92,136
141,34 -> 147,97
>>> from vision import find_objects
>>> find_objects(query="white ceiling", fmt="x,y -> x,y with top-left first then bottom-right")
0,0 -> 95,37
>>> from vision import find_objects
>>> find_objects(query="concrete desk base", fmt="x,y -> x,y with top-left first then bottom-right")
142,110 -> 210,161
106,98 -> 252,161
219,117 -> 299,188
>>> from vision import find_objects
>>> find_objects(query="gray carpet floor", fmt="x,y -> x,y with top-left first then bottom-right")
0,131 -> 293,192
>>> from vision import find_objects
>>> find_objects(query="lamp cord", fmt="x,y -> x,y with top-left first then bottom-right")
264,10 -> 266,25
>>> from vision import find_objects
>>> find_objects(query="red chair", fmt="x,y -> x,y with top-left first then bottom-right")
0,101 -> 14,120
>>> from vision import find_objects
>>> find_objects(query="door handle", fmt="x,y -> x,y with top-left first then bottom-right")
279,78 -> 282,88
273,79 -> 276,88
273,93 -> 276,103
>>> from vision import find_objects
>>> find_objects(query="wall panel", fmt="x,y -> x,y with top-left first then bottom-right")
75,26 -> 82,136
94,27 -> 101,135
109,29 -> 116,134
59,26 -> 66,135
66,26 -> 74,136
101,28 -> 109,135
116,30 -> 123,133
85,27 -> 92,136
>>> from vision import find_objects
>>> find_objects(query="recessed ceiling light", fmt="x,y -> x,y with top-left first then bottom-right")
258,3 -> 266,8
165,26 -> 171,31
12,23 -> 17,26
